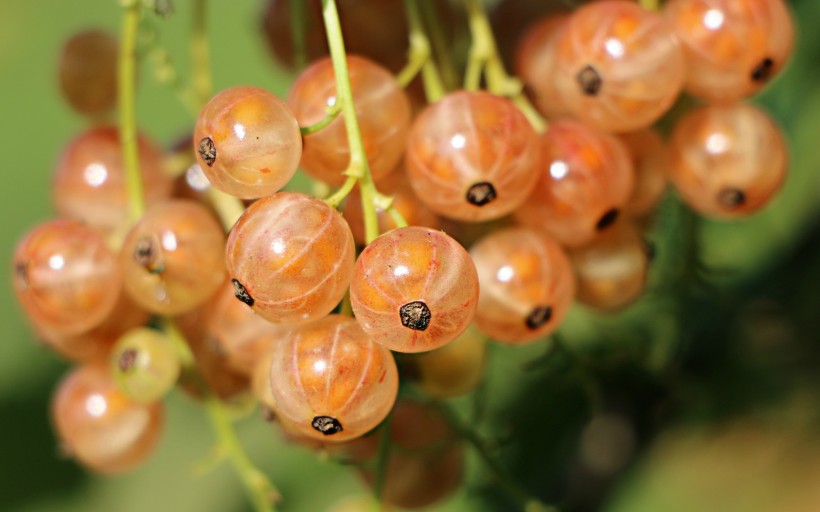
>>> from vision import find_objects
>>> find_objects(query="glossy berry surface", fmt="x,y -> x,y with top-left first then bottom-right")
268,315 -> 399,442
52,363 -> 165,474
667,104 -> 787,218
552,1 -> 685,132
288,55 -> 411,186
342,170 -> 441,246
58,29 -> 118,116
194,86 -> 302,199
664,0 -> 795,103
120,200 -> 226,315
226,192 -> 356,325
619,129 -> 669,218
13,219 -> 122,336
569,221 -> 651,312
53,126 -> 173,235
111,327 -> 180,404
412,325 -> 486,399
516,120 -> 635,247
470,227 -> 576,344
350,227 -> 479,353
515,14 -> 570,119
204,280 -> 292,375
405,90 -> 541,222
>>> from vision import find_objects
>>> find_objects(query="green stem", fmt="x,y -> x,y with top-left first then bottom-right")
321,0 -> 380,243
119,2 -> 145,224
324,176 -> 357,209
191,0 -> 212,107
419,0 -> 459,91
162,319 -> 279,512
463,0 -> 546,133
401,0 -> 446,102
300,103 -> 342,135
435,402 -> 558,512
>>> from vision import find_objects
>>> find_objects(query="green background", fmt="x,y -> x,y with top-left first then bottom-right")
1,1 -> 820,511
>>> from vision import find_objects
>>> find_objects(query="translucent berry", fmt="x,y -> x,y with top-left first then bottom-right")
470,228 -> 576,344
342,170 -> 441,246
350,227 -> 479,353
569,221 -> 651,311
664,0 -> 795,103
58,29 -> 118,116
13,219 -> 122,336
203,280 -> 292,375
360,400 -> 463,509
225,192 -> 355,325
38,291 -> 149,364
515,120 -> 635,247
120,200 -> 226,315
619,129 -> 669,218
515,14 -> 571,119
53,126 -> 173,235
405,90 -> 541,222
193,86 -> 302,199
111,327 -> 180,404
269,315 -> 399,442
552,1 -> 685,132
667,104 -> 787,218
411,325 -> 486,399
288,55 -> 411,186
52,363 -> 165,473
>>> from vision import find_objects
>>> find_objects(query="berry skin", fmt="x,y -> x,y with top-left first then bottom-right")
569,221 -> 652,312
120,200 -> 226,315
268,315 -> 399,442
667,103 -> 787,218
288,55 -> 411,186
411,325 -> 486,399
664,0 -> 795,103
194,86 -> 302,199
405,90 -> 541,222
350,227 -> 479,353
515,14 -> 571,119
552,1 -> 685,132
13,219 -> 122,336
619,129 -> 669,219
58,29 -> 118,116
470,227 -> 576,344
110,327 -> 180,404
53,126 -> 172,235
52,363 -> 165,474
225,192 -> 356,325
515,120 -> 635,247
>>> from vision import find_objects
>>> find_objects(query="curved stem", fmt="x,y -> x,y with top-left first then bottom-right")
324,176 -> 357,209
119,2 -> 145,224
300,103 -> 341,135
463,0 -> 547,133
162,319 -> 279,512
419,0 -> 459,91
402,0 -> 446,102
321,0 -> 380,243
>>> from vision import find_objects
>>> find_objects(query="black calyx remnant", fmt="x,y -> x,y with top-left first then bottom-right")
525,306 -> 553,330
312,416 -> 343,436
577,65 -> 602,96
118,348 -> 138,372
596,208 -> 620,231
198,136 -> 217,166
718,187 -> 746,209
400,301 -> 431,331
15,261 -> 28,289
466,181 -> 497,207
232,279 -> 254,307
134,236 -> 164,274
751,57 -> 774,82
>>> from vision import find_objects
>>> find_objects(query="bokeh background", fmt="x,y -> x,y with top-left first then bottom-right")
1,0 -> 819,511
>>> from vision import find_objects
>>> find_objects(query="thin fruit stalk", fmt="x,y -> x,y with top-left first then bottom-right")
119,1 -> 144,223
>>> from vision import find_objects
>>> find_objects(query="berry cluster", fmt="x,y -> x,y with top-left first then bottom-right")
11,0 -> 794,509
